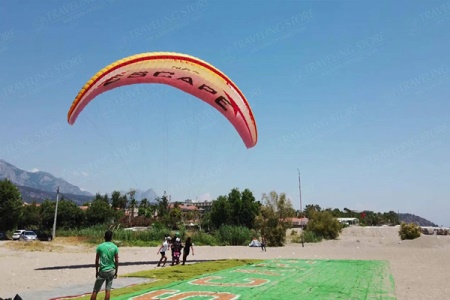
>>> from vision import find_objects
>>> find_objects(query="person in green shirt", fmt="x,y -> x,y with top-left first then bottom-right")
90,230 -> 119,300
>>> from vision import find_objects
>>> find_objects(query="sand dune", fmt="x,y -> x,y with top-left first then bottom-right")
1,226 -> 449,299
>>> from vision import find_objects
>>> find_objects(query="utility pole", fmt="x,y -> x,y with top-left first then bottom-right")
297,169 -> 304,247
297,169 -> 303,214
52,186 -> 60,240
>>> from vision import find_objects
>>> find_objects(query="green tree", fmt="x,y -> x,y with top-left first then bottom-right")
360,210 -> 378,226
85,198 -> 114,226
191,208 -> 201,226
20,202 -> 41,229
111,191 -> 122,209
383,210 -> 400,225
255,191 -> 294,246
184,211 -> 194,223
138,198 -> 154,217
118,194 -> 128,209
57,199 -> 85,229
210,188 -> 259,229
0,179 -> 23,231
305,210 -> 342,240
343,207 -> 353,214
210,195 -> 231,229
304,204 -> 321,219
94,192 -> 109,204
128,189 -> 137,222
234,188 -> 259,228
37,199 -> 86,230
39,199 -> 57,229
168,205 -> 182,229
156,194 -> 170,221
331,208 -> 343,217
200,211 -> 213,232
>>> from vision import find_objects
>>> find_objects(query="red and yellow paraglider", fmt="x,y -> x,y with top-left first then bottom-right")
67,52 -> 257,148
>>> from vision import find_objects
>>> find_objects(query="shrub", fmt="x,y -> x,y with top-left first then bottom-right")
302,230 -> 323,243
306,211 -> 342,240
291,235 -> 301,243
263,224 -> 289,247
57,224 -> 170,246
191,230 -> 218,246
215,225 -> 254,246
399,222 -> 421,240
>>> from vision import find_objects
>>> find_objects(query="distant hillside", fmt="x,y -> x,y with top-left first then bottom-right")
1,159 -> 161,206
0,159 -> 92,196
399,213 -> 438,227
120,188 -> 159,203
18,185 -> 94,206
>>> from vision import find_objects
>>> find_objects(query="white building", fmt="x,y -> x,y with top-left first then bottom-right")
337,218 -> 359,225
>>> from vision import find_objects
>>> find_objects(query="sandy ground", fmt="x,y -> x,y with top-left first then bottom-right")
1,226 -> 450,299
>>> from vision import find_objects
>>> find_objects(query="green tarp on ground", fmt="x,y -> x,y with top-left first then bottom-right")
116,259 -> 396,300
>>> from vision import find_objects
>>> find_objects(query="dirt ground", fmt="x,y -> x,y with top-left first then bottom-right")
1,226 -> 449,299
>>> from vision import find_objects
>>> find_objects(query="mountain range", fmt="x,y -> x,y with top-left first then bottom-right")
17,185 -> 94,206
0,159 -> 159,204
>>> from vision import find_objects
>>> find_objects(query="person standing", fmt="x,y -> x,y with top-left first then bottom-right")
171,236 -> 183,266
157,237 -> 170,267
261,235 -> 267,252
170,232 -> 180,265
90,230 -> 119,300
182,237 -> 194,265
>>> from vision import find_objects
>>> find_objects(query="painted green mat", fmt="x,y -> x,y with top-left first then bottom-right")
115,259 -> 396,300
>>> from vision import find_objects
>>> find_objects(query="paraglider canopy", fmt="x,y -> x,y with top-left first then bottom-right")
67,52 -> 257,148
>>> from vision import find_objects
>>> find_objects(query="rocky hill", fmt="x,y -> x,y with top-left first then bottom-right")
399,213 -> 438,227
0,159 -> 92,196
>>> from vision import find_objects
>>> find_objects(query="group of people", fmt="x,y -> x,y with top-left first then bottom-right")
157,232 -> 194,267
89,230 -> 194,300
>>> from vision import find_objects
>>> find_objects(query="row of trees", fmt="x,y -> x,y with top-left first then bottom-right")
0,178 -> 402,245
0,179 -> 297,245
302,204 -> 400,226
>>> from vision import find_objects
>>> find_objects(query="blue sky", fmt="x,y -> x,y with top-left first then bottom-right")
1,1 -> 449,225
